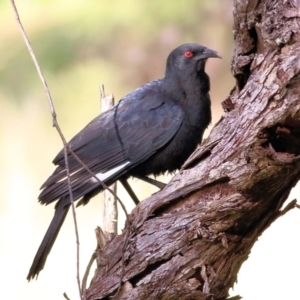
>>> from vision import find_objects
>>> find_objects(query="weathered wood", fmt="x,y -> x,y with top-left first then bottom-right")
87,1 -> 300,299
100,85 -> 118,239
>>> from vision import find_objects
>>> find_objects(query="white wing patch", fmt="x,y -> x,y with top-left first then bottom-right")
90,161 -> 130,183
57,168 -> 84,183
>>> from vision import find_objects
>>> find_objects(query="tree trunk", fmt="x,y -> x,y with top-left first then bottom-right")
86,1 -> 300,299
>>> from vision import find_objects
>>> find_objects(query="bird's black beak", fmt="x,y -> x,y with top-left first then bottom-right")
203,47 -> 222,59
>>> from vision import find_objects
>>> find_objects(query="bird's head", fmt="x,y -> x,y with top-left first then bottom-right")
165,43 -> 221,76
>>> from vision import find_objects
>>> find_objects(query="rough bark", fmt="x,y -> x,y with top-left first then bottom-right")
86,1 -> 300,299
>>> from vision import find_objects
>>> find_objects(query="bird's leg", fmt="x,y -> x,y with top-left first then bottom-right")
119,178 -> 140,205
133,175 -> 166,189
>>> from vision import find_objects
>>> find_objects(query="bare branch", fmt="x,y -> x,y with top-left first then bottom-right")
10,3 -> 130,297
9,0 -> 82,297
277,199 -> 300,218
100,84 -> 118,238
63,292 -> 72,300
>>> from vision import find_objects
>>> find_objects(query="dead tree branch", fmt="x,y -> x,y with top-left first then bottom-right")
9,1 -> 82,297
86,1 -> 300,299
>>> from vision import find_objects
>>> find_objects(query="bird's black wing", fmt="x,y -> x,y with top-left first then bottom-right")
39,80 -> 183,205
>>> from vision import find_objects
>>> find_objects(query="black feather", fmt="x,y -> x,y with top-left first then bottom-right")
27,43 -> 220,280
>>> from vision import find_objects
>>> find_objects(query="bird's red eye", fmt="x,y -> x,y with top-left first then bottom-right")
184,51 -> 193,58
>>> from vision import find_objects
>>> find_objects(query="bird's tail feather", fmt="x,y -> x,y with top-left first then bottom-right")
27,199 -> 70,281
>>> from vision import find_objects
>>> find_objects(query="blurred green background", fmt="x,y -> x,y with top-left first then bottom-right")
1,1 -> 299,299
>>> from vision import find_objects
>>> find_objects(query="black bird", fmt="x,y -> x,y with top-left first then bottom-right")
27,43 -> 220,280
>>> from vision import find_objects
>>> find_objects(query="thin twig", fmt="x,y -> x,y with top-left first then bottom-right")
81,251 -> 96,299
82,227 -> 111,298
9,1 -> 82,298
278,199 -> 300,218
10,3 -> 131,298
10,0 -> 56,123
67,147 -> 129,218
109,217 -> 136,299
111,227 -> 133,299
63,292 -> 72,300
82,227 -> 113,299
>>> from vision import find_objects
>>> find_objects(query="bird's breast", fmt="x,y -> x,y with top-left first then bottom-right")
131,92 -> 211,177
